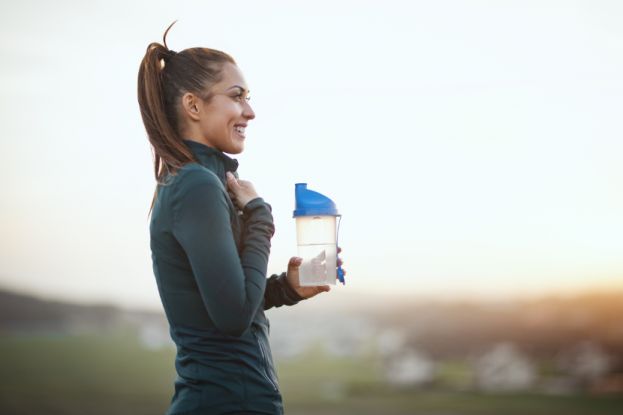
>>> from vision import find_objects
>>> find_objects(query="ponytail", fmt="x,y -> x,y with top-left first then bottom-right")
137,22 -> 235,214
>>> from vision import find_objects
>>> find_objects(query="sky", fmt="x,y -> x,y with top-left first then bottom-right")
1,0 -> 622,310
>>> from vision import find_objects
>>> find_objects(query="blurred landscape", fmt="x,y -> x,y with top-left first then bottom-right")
1,288 -> 622,415
2,1 -> 623,414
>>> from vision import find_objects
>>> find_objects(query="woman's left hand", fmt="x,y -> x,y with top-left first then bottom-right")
285,248 -> 346,300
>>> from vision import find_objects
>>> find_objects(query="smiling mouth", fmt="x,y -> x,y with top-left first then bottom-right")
234,125 -> 246,138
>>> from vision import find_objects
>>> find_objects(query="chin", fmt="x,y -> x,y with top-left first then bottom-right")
225,144 -> 244,155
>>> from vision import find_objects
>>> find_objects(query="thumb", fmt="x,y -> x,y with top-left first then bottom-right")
226,172 -> 239,188
287,256 -> 303,273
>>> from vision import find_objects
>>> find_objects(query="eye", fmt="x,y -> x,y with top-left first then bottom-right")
232,92 -> 251,103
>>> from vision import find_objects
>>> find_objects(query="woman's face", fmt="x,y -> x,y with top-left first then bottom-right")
198,62 -> 255,154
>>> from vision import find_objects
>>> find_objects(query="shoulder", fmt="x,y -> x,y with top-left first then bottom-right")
168,164 -> 230,223
167,163 -> 225,204
175,163 -> 223,191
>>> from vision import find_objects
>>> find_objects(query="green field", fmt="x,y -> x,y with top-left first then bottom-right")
0,333 -> 621,415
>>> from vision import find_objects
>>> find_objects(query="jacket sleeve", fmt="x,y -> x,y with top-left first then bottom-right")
264,272 -> 305,310
172,171 -> 274,337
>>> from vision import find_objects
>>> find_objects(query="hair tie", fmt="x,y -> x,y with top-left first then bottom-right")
160,49 -> 177,68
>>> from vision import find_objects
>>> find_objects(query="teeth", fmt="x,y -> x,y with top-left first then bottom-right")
235,126 -> 245,134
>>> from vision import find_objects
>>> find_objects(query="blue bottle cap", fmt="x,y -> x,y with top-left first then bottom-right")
293,183 -> 339,217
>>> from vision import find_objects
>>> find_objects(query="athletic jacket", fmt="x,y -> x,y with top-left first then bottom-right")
150,139 -> 303,415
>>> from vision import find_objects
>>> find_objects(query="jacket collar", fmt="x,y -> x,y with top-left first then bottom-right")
183,139 -> 239,182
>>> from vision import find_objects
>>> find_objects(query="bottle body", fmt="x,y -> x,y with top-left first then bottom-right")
295,215 -> 337,286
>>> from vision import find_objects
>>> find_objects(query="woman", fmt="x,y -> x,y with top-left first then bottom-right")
137,23 -> 344,415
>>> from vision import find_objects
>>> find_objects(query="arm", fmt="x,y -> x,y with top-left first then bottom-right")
172,171 -> 274,337
264,272 -> 304,310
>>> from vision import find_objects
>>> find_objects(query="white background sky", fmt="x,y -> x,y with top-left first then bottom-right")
1,0 -> 622,310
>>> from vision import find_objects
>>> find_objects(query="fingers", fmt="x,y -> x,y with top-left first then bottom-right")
336,247 -> 346,275
287,256 -> 303,273
310,286 -> 330,296
226,172 -> 243,208
337,247 -> 344,270
226,172 -> 239,190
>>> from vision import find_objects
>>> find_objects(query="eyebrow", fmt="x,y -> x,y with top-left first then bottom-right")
226,85 -> 249,93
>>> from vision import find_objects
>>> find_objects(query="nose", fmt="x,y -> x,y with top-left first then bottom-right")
243,101 -> 255,120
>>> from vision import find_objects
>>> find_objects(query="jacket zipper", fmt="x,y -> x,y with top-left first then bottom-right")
254,328 -> 278,391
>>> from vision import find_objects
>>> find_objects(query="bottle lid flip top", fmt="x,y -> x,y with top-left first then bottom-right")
293,183 -> 340,217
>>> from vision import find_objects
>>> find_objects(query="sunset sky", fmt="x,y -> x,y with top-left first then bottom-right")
1,0 -> 622,309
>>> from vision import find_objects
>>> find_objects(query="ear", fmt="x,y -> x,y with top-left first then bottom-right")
181,92 -> 202,121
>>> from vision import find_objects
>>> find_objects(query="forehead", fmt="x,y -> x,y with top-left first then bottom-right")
216,62 -> 248,90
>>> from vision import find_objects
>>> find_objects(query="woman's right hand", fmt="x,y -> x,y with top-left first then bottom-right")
226,171 -> 259,210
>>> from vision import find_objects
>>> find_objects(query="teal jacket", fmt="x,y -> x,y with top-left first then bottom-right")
150,139 -> 303,415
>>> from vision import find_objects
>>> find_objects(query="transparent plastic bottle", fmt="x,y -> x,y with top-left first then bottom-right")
293,183 -> 344,286
296,215 -> 337,286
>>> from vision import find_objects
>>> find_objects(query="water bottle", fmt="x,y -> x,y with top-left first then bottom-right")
293,183 -> 344,286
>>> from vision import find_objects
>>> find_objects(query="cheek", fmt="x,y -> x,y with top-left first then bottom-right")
202,114 -> 229,133
200,104 -> 241,135
222,101 -> 243,117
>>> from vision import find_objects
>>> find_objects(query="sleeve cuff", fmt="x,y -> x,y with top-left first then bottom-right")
243,197 -> 270,214
277,272 -> 305,302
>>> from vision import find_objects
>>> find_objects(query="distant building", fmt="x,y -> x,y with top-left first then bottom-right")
376,328 -> 407,357
474,342 -> 536,392
384,349 -> 436,387
322,317 -> 375,357
557,341 -> 611,385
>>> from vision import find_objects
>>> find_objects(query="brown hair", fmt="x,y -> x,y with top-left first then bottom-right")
137,21 -> 236,212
